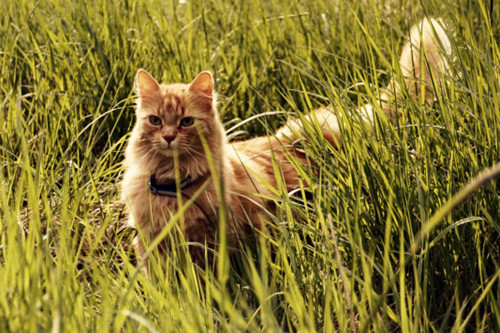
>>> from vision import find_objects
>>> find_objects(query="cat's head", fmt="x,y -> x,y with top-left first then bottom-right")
131,70 -> 224,168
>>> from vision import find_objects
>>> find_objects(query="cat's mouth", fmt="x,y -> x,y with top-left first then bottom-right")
160,147 -> 178,156
157,143 -> 187,157
155,140 -> 201,159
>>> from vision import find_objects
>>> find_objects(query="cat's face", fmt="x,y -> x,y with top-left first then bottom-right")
133,70 -> 217,159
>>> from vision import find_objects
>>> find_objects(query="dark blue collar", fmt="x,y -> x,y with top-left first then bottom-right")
149,174 -> 198,198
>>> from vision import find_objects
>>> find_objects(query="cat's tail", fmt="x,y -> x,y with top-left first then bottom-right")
376,17 -> 452,119
276,106 -> 342,148
277,18 -> 451,148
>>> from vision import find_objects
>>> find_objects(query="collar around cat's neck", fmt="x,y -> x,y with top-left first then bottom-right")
149,174 -> 198,197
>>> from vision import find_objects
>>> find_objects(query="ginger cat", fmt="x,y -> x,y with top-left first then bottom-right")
122,18 -> 451,267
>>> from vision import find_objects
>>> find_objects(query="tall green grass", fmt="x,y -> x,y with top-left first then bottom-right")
1,0 -> 499,331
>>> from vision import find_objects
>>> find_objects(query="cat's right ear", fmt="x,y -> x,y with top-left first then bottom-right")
135,69 -> 161,98
189,71 -> 213,97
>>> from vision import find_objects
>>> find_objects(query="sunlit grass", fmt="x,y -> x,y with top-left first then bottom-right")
0,0 -> 499,331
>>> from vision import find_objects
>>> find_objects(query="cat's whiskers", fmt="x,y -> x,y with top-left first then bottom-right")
135,145 -> 166,171
182,148 -> 197,161
183,146 -> 205,160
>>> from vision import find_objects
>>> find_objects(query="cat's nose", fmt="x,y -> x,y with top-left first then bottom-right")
163,135 -> 176,144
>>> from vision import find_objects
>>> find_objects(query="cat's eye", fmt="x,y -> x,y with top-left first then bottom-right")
149,116 -> 162,126
180,117 -> 194,127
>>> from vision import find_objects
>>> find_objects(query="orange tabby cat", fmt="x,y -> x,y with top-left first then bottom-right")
122,18 -> 451,267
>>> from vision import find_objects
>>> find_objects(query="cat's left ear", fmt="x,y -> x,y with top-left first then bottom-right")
135,69 -> 161,98
189,71 -> 213,97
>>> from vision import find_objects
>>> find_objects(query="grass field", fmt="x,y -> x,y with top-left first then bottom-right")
1,0 -> 499,331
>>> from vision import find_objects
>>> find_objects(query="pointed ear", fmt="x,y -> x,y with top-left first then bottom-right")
188,71 -> 213,96
135,69 -> 161,98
